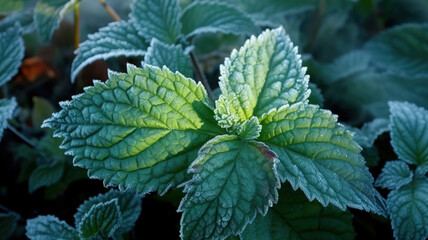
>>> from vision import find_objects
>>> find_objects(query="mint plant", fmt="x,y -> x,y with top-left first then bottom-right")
376,102 -> 428,240
26,189 -> 141,239
43,27 -> 385,239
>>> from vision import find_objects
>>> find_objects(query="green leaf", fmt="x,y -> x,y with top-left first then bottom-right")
26,215 -> 79,240
348,118 -> 389,148
216,27 -> 309,127
388,179 -> 428,240
74,189 -> 141,234
43,64 -> 223,195
78,199 -> 122,239
389,101 -> 428,166
32,97 -> 55,128
144,38 -> 193,78
0,0 -> 27,14
375,161 -> 413,190
365,23 -> 428,77
308,83 -> 324,108
0,98 -> 17,142
130,0 -> 181,44
239,116 -> 262,140
0,211 -> 20,239
71,20 -> 147,82
180,1 -> 259,38
0,8 -> 35,34
321,50 -> 370,84
0,26 -> 24,87
29,161 -> 65,193
259,102 -> 386,216
241,184 -> 355,240
34,0 -> 79,42
179,135 -> 279,240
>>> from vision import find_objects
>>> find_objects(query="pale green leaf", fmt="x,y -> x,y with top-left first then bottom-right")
0,8 -> 35,34
179,135 -> 279,240
144,38 -> 193,78
26,215 -> 79,240
78,199 -> 122,239
0,26 -> 24,87
376,161 -> 413,190
259,102 -> 386,216
388,179 -> 428,240
29,161 -> 65,193
180,1 -> 259,38
0,211 -> 20,239
130,0 -> 181,44
241,184 -> 355,240
34,0 -> 79,42
326,72 -> 428,118
389,101 -> 428,166
365,23 -> 428,77
0,0 -> 27,14
239,116 -> 261,140
216,27 -> 309,127
74,189 -> 141,234
43,64 -> 223,195
0,98 -> 17,142
71,20 -> 147,82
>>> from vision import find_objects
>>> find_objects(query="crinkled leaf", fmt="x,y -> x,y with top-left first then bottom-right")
326,72 -> 428,118
130,0 -> 181,44
375,161 -> 413,190
29,161 -> 65,193
365,23 -> 428,77
34,0 -> 79,42
239,116 -> 261,140
179,135 -> 279,240
259,102 -> 386,216
0,26 -> 24,87
71,20 -> 147,82
26,215 -> 79,240
388,179 -> 428,240
0,98 -> 18,142
0,211 -> 20,239
74,189 -> 141,234
0,8 -> 35,34
180,1 -> 259,38
389,101 -> 428,166
144,38 -> 193,78
78,199 -> 122,239
216,27 -> 309,127
43,64 -> 223,195
241,184 -> 355,240
308,83 -> 324,107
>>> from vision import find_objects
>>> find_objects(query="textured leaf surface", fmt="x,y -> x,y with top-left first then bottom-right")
365,24 -> 428,77
144,38 -> 193,78
349,118 -> 389,148
71,20 -> 147,82
130,0 -> 181,44
259,103 -> 386,215
0,211 -> 20,239
29,161 -> 65,193
375,161 -> 413,190
78,199 -> 122,239
0,98 -> 17,142
216,27 -> 309,126
0,26 -> 24,87
74,189 -> 141,233
43,64 -> 222,195
241,185 -> 355,240
388,179 -> 428,240
26,215 -> 79,240
34,0 -> 78,42
389,102 -> 428,166
0,8 -> 35,34
180,1 -> 259,38
179,135 -> 279,240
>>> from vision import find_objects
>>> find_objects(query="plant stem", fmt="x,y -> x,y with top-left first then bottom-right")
189,51 -> 215,102
74,2 -> 80,50
7,124 -> 36,148
99,0 -> 121,22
